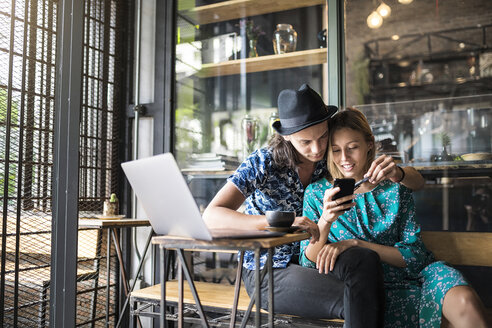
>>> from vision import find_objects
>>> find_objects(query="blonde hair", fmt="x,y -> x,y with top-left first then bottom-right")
327,107 -> 375,181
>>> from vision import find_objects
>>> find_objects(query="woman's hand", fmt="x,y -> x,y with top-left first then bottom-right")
294,216 -> 320,243
364,154 -> 403,185
317,239 -> 356,273
320,187 -> 355,224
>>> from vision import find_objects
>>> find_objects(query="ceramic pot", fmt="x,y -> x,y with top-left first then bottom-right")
103,200 -> 119,216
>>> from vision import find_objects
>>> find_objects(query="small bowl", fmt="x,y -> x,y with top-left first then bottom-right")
266,210 -> 295,228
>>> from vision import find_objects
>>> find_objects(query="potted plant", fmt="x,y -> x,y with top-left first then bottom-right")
438,132 -> 453,161
238,19 -> 265,58
103,193 -> 119,216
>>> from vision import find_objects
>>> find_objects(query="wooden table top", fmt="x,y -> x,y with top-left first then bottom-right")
78,218 -> 151,229
152,231 -> 310,250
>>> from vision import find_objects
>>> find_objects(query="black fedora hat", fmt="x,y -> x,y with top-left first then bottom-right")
273,84 -> 338,135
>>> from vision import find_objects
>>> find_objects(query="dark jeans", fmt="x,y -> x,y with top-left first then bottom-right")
242,246 -> 385,328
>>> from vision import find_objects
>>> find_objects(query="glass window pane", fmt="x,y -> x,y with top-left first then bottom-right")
345,0 -> 492,231
175,0 -> 328,170
345,0 -> 492,308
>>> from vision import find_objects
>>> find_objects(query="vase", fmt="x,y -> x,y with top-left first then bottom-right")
249,39 -> 258,58
273,24 -> 297,54
241,114 -> 258,160
440,146 -> 453,161
436,146 -> 453,162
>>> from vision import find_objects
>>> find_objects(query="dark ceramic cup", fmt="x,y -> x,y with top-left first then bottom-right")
265,210 -> 295,228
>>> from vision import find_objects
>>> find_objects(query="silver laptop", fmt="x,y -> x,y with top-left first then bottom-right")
121,153 -> 283,240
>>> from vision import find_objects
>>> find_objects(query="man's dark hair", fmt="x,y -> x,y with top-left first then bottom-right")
268,134 -> 301,170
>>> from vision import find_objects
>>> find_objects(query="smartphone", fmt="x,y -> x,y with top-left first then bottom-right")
333,178 -> 355,206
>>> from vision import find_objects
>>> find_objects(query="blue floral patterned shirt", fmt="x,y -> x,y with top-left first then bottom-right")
228,148 -> 327,270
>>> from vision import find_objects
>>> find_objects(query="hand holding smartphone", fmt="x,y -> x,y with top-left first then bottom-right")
332,178 -> 355,206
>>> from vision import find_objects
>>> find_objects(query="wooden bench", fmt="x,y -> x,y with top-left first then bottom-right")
130,281 -> 344,327
130,231 -> 492,326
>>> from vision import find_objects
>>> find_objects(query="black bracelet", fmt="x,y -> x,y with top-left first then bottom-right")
396,166 -> 405,183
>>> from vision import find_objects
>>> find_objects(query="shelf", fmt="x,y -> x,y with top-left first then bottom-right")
196,48 -> 326,78
433,176 -> 491,187
181,0 -> 325,25
181,162 -> 492,179
371,76 -> 491,90
405,161 -> 492,179
183,170 -> 235,180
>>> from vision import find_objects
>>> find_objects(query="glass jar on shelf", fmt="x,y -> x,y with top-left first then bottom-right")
273,24 -> 297,54
268,111 -> 279,137
241,114 -> 259,161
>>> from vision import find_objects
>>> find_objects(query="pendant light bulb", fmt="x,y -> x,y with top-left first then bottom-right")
398,0 -> 413,4
367,11 -> 383,29
377,2 -> 391,18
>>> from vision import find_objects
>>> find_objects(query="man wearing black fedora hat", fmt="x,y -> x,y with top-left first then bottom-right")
203,84 -> 424,326
272,83 -> 338,136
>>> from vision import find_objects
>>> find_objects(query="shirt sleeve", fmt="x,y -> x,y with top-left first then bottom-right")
227,150 -> 266,199
299,184 -> 323,268
394,186 -> 434,276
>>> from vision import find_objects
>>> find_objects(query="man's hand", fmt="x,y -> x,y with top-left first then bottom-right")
294,216 -> 320,243
365,154 -> 402,185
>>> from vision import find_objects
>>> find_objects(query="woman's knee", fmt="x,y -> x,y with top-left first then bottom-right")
443,286 -> 483,319
442,285 -> 491,328
451,286 -> 479,310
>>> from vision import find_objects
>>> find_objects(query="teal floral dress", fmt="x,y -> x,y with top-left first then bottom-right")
300,178 -> 468,328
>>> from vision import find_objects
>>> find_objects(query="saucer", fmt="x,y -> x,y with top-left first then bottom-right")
265,226 -> 301,233
95,214 -> 126,220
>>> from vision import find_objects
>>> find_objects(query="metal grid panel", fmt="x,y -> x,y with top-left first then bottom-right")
77,0 -> 125,326
79,0 -> 121,214
0,0 -> 57,326
1,0 -> 126,326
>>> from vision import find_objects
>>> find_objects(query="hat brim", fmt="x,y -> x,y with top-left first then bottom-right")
272,105 -> 338,136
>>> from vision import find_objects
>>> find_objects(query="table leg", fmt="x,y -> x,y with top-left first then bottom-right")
160,246 -> 167,328
106,229 -> 111,328
111,228 -> 130,296
115,229 -> 153,328
267,248 -> 273,328
230,251 -> 244,328
177,256 -> 183,328
89,229 -> 103,328
129,296 -> 135,328
239,267 -> 267,328
254,248 -> 261,327
176,249 -> 210,328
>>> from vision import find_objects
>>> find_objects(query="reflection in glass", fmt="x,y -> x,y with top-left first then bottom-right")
347,0 -> 492,238
174,0 -> 325,165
